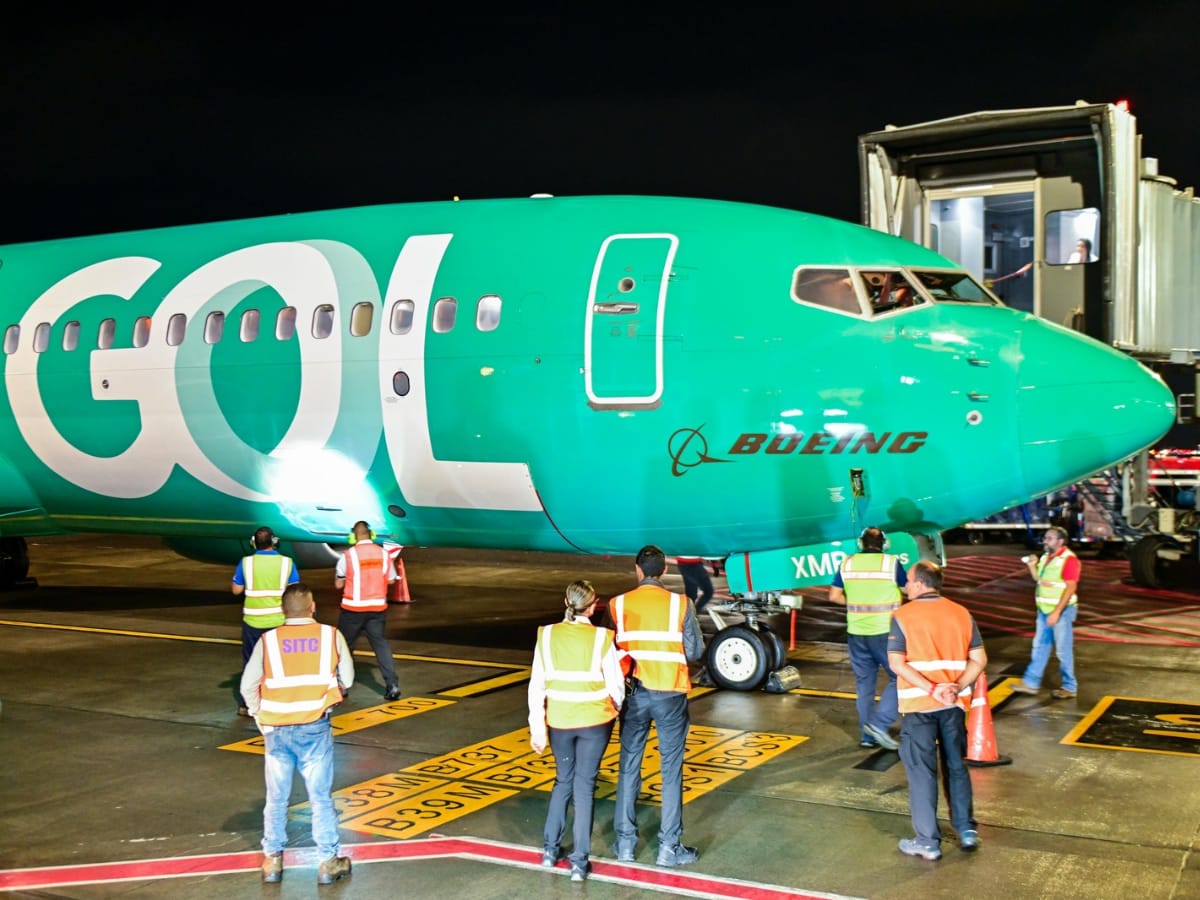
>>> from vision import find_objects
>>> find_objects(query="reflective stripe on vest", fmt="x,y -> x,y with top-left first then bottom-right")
892,598 -> 974,714
242,554 -> 289,628
258,622 -> 341,725
538,623 -> 618,729
342,543 -> 389,612
1035,549 -> 1079,613
840,553 -> 901,636
612,586 -> 690,693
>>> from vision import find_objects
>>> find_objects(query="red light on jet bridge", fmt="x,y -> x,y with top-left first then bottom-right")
1115,99 -> 1130,111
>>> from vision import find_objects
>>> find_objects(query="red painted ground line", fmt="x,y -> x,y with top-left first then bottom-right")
0,835 -> 858,899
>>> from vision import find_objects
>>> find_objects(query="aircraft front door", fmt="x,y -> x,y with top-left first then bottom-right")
584,234 -> 678,410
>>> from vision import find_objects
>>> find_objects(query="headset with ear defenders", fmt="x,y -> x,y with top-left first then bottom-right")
857,526 -> 889,552
346,527 -> 377,545
250,527 -> 280,550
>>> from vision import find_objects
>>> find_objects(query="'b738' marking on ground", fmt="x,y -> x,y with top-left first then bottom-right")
336,726 -> 807,839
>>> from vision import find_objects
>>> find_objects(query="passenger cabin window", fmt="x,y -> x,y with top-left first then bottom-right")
62,321 -> 80,351
98,318 -> 116,350
476,295 -> 501,332
133,316 -> 151,348
3,325 -> 18,355
432,297 -> 457,333
240,309 -> 260,342
861,271 -> 925,316
276,307 -> 297,340
167,313 -> 187,346
33,323 -> 50,353
793,268 -> 861,315
312,304 -> 335,339
351,302 -> 374,337
205,311 -> 225,344
1045,208 -> 1100,265
390,299 -> 415,335
910,270 -> 997,305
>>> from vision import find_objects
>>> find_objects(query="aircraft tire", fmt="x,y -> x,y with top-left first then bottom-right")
705,625 -> 770,691
758,623 -> 789,671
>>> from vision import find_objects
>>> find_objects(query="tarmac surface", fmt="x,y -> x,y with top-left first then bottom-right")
1,535 -> 1198,899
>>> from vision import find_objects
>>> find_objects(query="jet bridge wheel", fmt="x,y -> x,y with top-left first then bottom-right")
705,625 -> 771,691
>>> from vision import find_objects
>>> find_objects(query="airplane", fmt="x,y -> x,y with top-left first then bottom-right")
0,194 -> 1175,689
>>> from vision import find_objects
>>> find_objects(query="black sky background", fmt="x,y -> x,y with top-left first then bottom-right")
3,6 -> 1199,246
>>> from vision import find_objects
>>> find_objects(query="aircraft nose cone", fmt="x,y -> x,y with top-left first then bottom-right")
1016,320 -> 1175,493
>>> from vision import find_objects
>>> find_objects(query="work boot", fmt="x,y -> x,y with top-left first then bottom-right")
384,685 -> 402,702
316,854 -> 351,884
261,853 -> 282,883
656,844 -> 699,867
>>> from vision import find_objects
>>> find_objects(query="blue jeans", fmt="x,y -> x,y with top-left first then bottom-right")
1022,604 -> 1077,691
544,720 -> 614,865
899,707 -> 975,847
847,633 -> 897,737
614,687 -> 690,848
262,718 -> 340,859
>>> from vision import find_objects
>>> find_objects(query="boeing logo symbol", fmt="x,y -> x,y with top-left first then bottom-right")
670,426 -> 930,476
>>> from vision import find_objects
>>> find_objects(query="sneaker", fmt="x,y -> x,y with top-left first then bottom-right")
656,844 -> 699,867
316,854 -> 351,884
237,706 -> 252,718
959,829 -> 980,851
859,736 -> 879,749
261,853 -> 282,883
613,840 -> 636,862
1051,688 -> 1077,699
569,861 -> 589,882
1009,681 -> 1039,695
540,848 -> 558,868
384,685 -> 402,702
898,837 -> 941,861
863,723 -> 899,751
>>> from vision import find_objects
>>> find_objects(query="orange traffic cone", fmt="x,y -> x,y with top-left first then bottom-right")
391,557 -> 411,604
964,673 -> 1012,767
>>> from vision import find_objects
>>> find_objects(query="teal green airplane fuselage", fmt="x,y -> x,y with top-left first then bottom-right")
0,195 -> 1175,588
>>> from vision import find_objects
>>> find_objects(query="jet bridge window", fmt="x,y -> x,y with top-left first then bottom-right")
1046,209 -> 1100,264
793,268 -> 862,315
861,270 -> 925,317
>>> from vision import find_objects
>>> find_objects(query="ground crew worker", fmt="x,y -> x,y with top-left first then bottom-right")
828,526 -> 906,749
674,554 -> 714,613
240,582 -> 354,884
334,521 -> 401,702
1010,526 -> 1081,698
888,561 -> 986,860
528,580 -> 625,883
606,544 -> 705,868
231,526 -> 299,717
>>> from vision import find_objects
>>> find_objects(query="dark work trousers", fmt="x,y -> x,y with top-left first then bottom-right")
543,719 -> 615,865
847,632 -> 898,737
614,686 -> 690,849
239,620 -> 275,708
677,562 -> 714,612
898,707 -> 976,848
337,609 -> 399,691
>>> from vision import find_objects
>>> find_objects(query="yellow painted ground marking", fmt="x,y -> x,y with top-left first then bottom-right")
219,696 -> 455,754
341,781 -> 521,839
467,751 -> 559,790
438,668 -> 532,698
690,731 -> 809,769
292,772 -> 451,822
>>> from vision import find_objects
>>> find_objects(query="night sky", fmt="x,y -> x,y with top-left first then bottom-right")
3,6 -> 1199,246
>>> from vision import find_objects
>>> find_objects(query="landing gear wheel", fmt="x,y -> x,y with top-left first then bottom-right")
0,537 -> 29,589
759,624 -> 788,671
1129,535 -> 1178,589
705,625 -> 770,691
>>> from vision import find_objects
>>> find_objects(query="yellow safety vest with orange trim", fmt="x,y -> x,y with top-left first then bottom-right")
892,597 -> 975,714
536,622 -> 620,730
611,584 -> 690,693
839,552 -> 902,636
341,542 -> 390,612
241,553 -> 290,628
258,621 -> 343,726
1035,548 -> 1079,614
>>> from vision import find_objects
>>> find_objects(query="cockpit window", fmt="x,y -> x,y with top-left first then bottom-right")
910,270 -> 998,305
793,268 -> 861,315
860,270 -> 925,317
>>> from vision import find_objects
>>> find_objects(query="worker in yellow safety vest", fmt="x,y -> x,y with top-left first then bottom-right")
231,526 -> 300,717
828,526 -> 907,750
528,580 -> 625,882
240,582 -> 356,884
